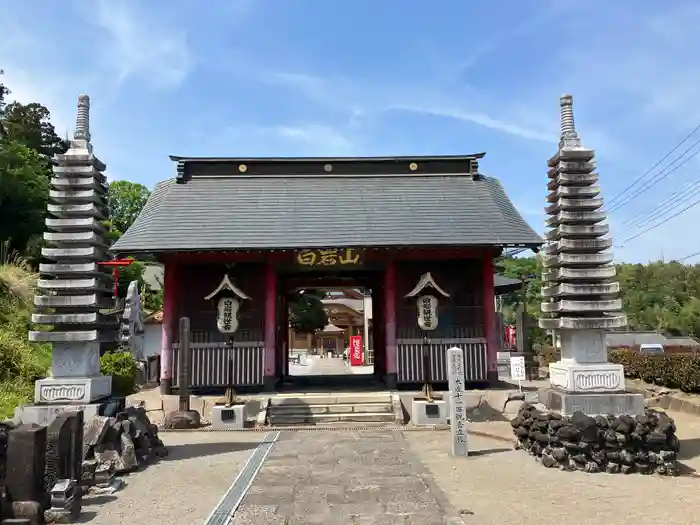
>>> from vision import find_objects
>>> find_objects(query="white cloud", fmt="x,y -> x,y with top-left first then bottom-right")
269,125 -> 356,154
260,70 -> 557,143
387,103 -> 556,143
214,123 -> 357,157
90,0 -> 193,89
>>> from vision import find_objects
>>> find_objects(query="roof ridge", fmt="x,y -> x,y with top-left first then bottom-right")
169,153 -> 487,162
181,172 -> 485,181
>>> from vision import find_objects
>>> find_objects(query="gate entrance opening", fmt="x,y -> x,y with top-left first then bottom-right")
277,270 -> 386,391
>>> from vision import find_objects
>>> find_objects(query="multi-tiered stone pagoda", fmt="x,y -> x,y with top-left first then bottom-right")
539,94 -> 644,416
25,95 -> 116,420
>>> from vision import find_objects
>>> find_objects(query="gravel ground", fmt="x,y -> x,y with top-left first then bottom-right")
79,432 -> 266,525
406,414 -> 700,525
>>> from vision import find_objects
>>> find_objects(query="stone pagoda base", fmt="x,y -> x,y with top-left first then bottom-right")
34,375 -> 112,404
13,375 -> 116,425
549,361 -> 625,392
539,388 -> 645,417
13,399 -> 124,426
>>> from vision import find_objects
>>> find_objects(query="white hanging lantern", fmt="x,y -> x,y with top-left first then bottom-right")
417,294 -> 439,331
217,297 -> 241,334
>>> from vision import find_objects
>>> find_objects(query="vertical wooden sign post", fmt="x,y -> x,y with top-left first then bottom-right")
163,315 -> 201,429
178,316 -> 191,412
447,347 -> 468,456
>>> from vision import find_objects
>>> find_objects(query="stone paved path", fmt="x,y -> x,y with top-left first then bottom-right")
230,431 -> 464,524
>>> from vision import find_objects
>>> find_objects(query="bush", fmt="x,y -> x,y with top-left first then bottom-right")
610,349 -> 700,393
101,349 -> 138,397
0,329 -> 48,383
538,345 -> 561,366
0,379 -> 33,420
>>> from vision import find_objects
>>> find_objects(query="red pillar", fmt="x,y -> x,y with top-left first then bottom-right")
160,261 -> 180,394
264,259 -> 277,389
384,259 -> 397,388
482,250 -> 498,382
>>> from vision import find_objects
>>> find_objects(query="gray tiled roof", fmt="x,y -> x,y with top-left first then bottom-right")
493,274 -> 522,290
112,173 -> 542,253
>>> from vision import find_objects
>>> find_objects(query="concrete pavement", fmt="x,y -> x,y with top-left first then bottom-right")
288,355 -> 374,377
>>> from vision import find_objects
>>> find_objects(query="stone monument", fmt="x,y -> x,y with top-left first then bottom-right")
120,281 -> 144,361
18,94 -> 118,425
538,94 -> 644,416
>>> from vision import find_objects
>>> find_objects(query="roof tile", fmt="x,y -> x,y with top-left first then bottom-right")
112,173 -> 542,252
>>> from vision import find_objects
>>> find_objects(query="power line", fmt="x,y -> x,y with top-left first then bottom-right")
607,122 -> 700,208
618,193 -> 700,246
608,138 -> 700,214
678,250 -> 700,263
616,180 -> 700,238
621,175 -> 699,226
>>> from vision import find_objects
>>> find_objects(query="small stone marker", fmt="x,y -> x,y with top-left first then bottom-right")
447,347 -> 468,456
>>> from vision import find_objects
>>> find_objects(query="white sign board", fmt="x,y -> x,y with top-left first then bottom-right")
417,294 -> 438,331
510,355 -> 526,381
447,347 -> 468,457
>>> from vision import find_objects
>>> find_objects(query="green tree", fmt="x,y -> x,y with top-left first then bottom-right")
2,101 -> 67,158
0,70 -> 9,117
0,139 -> 50,251
289,290 -> 328,348
107,180 -> 151,234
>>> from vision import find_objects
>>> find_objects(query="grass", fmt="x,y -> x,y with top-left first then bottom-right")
0,240 -> 50,419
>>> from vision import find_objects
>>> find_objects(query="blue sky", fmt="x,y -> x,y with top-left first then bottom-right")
3,0 -> 700,263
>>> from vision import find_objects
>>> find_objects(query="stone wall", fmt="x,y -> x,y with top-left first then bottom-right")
510,404 -> 680,475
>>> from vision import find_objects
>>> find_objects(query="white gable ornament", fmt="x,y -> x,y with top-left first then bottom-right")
204,274 -> 251,335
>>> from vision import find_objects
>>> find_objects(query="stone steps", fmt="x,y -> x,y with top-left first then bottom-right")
266,393 -> 398,426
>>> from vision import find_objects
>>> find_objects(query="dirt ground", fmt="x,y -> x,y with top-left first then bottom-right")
407,415 -> 700,525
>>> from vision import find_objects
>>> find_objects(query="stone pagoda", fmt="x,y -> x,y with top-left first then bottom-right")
538,94 -> 644,416
22,94 -> 117,423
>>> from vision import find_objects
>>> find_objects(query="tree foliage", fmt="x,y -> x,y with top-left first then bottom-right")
0,70 -> 9,123
289,290 -> 328,335
107,180 -> 151,234
498,256 -> 700,342
0,70 -> 66,254
0,139 -> 50,251
3,102 -> 68,159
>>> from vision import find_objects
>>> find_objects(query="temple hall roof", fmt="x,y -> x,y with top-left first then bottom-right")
111,155 -> 542,254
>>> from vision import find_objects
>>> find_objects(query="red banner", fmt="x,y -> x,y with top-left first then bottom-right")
505,325 -> 516,348
349,335 -> 364,366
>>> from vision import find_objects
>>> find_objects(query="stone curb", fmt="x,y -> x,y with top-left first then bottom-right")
646,395 -> 700,417
627,382 -> 700,417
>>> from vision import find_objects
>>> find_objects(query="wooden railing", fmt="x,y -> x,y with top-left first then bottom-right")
396,338 -> 487,383
171,341 -> 264,387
